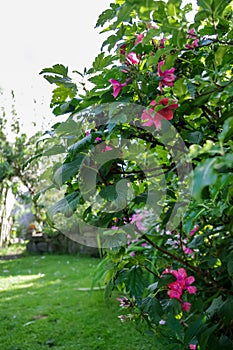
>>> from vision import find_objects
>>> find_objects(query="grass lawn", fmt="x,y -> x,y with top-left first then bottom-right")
0,251 -> 159,350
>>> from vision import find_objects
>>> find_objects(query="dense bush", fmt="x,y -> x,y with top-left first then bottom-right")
36,0 -> 233,349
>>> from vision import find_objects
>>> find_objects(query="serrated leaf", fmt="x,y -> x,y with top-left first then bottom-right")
40,64 -> 68,77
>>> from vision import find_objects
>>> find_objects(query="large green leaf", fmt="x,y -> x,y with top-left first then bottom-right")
126,266 -> 146,299
192,158 -> 218,200
48,191 -> 81,218
53,154 -> 85,187
142,296 -> 163,323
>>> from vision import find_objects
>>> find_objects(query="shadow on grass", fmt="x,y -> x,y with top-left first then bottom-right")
0,254 -> 159,350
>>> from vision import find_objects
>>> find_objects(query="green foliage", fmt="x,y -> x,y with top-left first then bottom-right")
36,0 -> 233,349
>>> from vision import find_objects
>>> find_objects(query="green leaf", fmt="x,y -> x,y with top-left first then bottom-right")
218,117 -> 233,143
219,298 -> 233,325
53,154 -> 85,187
68,135 -> 91,158
126,266 -> 146,299
215,46 -> 227,66
96,7 -> 116,27
173,78 -> 189,98
48,192 -> 80,218
55,118 -> 80,136
99,185 -> 118,201
142,297 -> 163,323
40,64 -> 68,77
192,158 -> 218,200
206,296 -> 223,318
197,0 -> 213,11
198,324 -> 219,350
212,0 -> 232,16
43,144 -> 66,156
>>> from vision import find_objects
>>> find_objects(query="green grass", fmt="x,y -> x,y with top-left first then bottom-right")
0,253 -> 159,350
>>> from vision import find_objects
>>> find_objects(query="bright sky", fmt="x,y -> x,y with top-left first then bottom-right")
0,0 -> 196,139
0,0 -> 111,137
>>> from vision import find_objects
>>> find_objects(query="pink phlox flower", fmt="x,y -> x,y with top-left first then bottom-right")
127,52 -> 140,65
167,289 -> 182,300
158,60 -> 176,91
129,251 -> 136,257
189,344 -> 197,350
168,281 -> 183,294
109,79 -> 127,98
141,98 -> 178,130
185,43 -> 193,50
183,246 -> 194,255
135,34 -> 144,45
172,268 -> 187,282
192,39 -> 199,47
190,226 -> 199,237
130,212 -> 146,231
95,137 -> 102,141
85,130 -> 90,136
181,301 -> 191,312
148,21 -> 158,29
102,145 -> 113,152
141,242 -> 148,248
187,28 -> 196,38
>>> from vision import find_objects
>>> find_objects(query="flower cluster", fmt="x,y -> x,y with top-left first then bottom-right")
157,60 -> 176,92
186,28 -> 199,50
109,23 -> 178,130
141,98 -> 178,129
162,268 -> 197,312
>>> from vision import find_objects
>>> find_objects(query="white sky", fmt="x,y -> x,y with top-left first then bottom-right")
0,0 -> 111,137
0,0 -> 196,139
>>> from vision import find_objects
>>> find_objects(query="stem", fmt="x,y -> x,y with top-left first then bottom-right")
141,233 -> 233,295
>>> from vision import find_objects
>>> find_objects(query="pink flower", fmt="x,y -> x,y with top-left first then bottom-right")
159,37 -> 165,49
117,43 -> 127,55
148,22 -> 158,29
172,268 -> 187,282
130,252 -> 136,257
189,344 -> 196,350
181,301 -> 191,312
102,145 -> 113,152
141,98 -> 178,129
95,137 -> 102,141
185,43 -> 193,50
190,226 -> 199,237
183,247 -> 194,255
187,28 -> 196,38
158,61 -> 176,91
168,289 -> 182,299
135,34 -> 144,45
85,131 -> 90,136
109,79 -> 127,98
193,39 -> 199,47
127,52 -> 140,65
